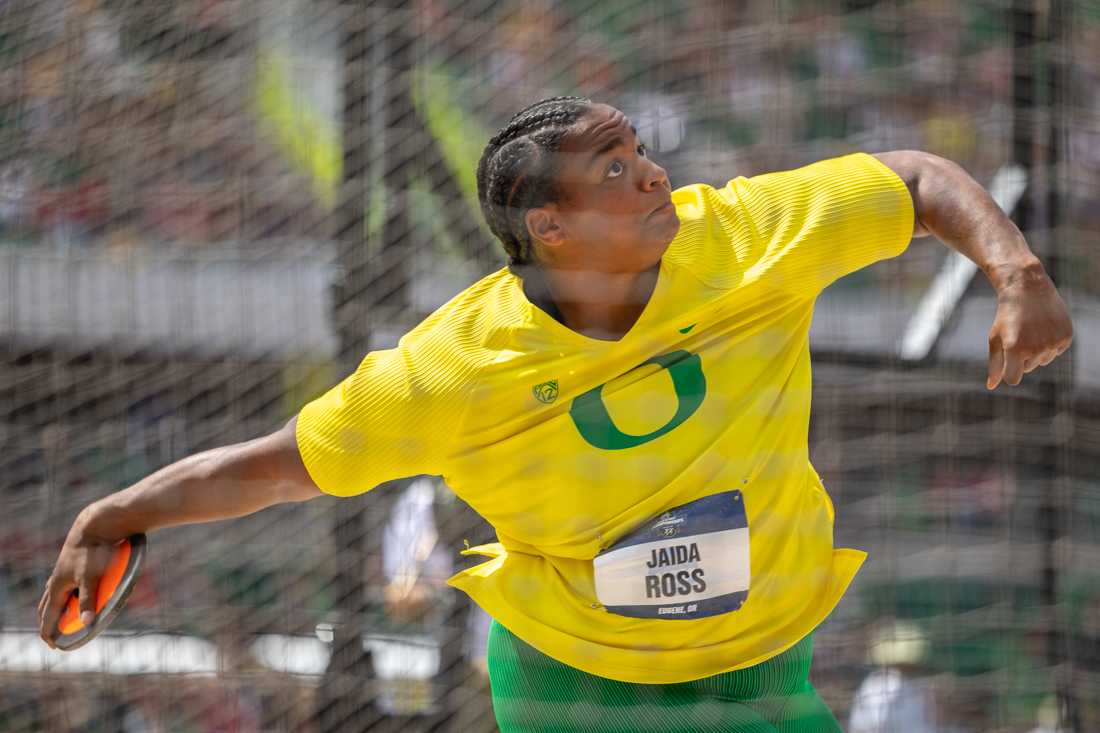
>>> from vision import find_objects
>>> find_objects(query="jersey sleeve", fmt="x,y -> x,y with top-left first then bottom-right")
720,152 -> 915,297
295,334 -> 466,497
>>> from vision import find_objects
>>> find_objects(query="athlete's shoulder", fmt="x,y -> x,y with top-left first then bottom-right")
661,155 -> 891,284
726,152 -> 899,206
399,266 -> 530,365
661,182 -> 753,289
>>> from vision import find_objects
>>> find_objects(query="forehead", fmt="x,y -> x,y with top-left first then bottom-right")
561,104 -> 635,153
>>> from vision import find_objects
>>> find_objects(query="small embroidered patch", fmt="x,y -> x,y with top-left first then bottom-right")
532,380 -> 559,404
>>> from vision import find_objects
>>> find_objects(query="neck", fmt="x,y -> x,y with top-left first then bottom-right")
521,263 -> 660,341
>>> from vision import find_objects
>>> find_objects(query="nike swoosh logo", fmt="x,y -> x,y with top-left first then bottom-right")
679,324 -> 696,334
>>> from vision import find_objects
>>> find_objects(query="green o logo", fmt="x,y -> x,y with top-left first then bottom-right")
569,350 -> 706,450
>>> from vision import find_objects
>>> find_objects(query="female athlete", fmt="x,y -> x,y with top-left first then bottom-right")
39,96 -> 1073,732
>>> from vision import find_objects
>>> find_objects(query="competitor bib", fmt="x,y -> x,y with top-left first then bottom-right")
593,491 -> 749,620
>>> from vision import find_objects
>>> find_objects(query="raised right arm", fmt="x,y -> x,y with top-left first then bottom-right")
38,416 -> 321,646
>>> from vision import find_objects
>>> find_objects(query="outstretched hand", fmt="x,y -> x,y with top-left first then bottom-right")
986,265 -> 1073,389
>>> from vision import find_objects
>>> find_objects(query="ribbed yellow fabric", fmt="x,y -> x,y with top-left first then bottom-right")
296,152 -> 913,683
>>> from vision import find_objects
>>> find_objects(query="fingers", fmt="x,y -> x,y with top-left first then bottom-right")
1033,340 -> 1072,370
1002,350 -> 1026,386
988,333 -> 1074,389
987,338 -> 1006,390
38,579 -> 72,649
77,578 -> 96,627
987,346 -> 1033,388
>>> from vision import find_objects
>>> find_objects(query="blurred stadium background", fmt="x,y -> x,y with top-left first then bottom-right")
0,0 -> 1097,731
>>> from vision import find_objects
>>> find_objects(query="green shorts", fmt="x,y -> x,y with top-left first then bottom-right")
487,621 -> 842,733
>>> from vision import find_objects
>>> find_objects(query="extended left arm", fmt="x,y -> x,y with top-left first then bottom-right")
873,151 -> 1073,389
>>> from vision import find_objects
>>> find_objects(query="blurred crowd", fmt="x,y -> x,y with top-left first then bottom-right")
1,0 -> 1098,287
0,0 -> 325,252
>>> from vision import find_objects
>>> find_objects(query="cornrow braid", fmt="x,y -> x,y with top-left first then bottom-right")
476,96 -> 593,267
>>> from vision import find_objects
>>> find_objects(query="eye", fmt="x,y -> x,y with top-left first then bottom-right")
606,160 -> 624,179
636,143 -> 647,157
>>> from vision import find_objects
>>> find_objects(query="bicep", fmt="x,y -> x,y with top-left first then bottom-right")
871,151 -> 934,238
254,416 -> 323,503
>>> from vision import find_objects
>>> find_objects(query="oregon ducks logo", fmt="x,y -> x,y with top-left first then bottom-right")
569,350 -> 706,450
532,380 -> 559,404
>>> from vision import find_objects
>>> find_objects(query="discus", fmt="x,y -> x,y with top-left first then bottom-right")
54,533 -> 147,651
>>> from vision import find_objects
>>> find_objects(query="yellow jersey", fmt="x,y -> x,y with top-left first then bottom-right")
296,152 -> 914,683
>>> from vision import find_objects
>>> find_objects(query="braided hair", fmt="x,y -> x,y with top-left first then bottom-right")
476,96 -> 594,267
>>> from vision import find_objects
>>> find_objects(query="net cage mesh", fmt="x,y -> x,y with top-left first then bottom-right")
0,0 -> 1097,731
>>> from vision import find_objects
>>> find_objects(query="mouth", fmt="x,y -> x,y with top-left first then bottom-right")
649,201 -> 675,218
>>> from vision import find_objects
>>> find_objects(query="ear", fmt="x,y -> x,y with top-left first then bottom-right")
524,206 -> 567,249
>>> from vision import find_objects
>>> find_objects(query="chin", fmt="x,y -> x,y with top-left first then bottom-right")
598,222 -> 679,274
630,235 -> 673,273
652,217 -> 680,257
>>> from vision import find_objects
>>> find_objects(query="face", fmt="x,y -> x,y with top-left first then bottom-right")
524,104 -> 679,274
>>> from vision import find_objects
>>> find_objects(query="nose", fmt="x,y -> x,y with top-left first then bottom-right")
640,157 -> 670,193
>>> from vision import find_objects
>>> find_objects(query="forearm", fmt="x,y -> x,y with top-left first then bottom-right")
74,419 -> 319,542
874,151 -> 1045,291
